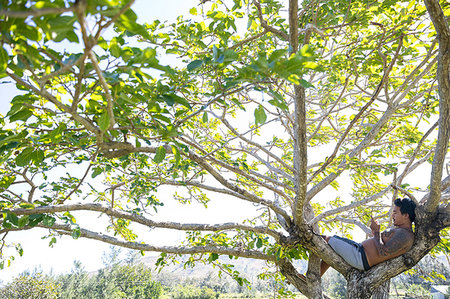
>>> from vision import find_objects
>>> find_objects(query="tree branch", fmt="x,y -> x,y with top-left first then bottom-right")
310,35 -> 404,184
94,0 -> 136,40
220,116 -> 296,175
179,136 -> 295,199
44,223 -> 276,261
252,0 -> 289,40
9,203 -> 284,240
6,70 -> 102,139
308,186 -> 392,225
188,152 -> 292,226
0,7 -> 74,18
423,0 -> 450,41
424,0 -> 450,213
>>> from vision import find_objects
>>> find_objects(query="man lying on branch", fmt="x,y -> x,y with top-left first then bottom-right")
321,198 -> 416,275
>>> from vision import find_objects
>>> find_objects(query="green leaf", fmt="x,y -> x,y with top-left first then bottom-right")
49,123 -> 67,142
171,145 -> 180,166
202,111 -> 208,123
268,89 -> 289,111
63,212 -> 76,224
98,111 -> 110,132
15,147 -> 34,167
28,214 -> 43,227
31,149 -> 45,165
71,227 -> 81,239
299,79 -> 314,88
254,104 -> 267,125
208,253 -> 219,262
18,202 -> 34,209
91,167 -> 103,178
153,146 -> 166,164
8,108 -> 33,122
0,175 -> 16,189
48,15 -> 76,28
162,125 -> 179,138
43,215 -> 56,227
49,237 -> 57,247
256,238 -> 263,248
187,59 -> 203,71
17,25 -> 41,41
268,49 -> 287,62
110,43 -> 122,57
18,215 -> 29,228
161,94 -> 191,109
213,45 -> 219,61
0,47 -> 8,73
6,212 -> 19,227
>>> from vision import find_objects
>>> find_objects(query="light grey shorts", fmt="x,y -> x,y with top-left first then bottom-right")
328,236 -> 370,271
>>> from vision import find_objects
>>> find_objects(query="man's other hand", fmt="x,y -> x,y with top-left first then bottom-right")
370,217 -> 381,233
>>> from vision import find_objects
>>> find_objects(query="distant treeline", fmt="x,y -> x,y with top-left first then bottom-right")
0,249 -> 449,299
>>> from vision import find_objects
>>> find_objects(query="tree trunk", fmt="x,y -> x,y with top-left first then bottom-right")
371,280 -> 390,299
347,274 -> 372,299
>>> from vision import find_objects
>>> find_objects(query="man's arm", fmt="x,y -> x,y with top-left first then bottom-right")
370,218 -> 413,257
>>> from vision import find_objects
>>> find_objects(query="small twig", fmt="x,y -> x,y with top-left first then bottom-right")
61,150 -> 99,203
390,184 -> 419,205
95,0 -> 136,40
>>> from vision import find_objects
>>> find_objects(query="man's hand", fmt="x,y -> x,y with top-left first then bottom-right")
370,217 -> 380,233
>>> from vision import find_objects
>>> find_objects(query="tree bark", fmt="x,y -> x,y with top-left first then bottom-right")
423,0 -> 450,213
371,280 -> 390,299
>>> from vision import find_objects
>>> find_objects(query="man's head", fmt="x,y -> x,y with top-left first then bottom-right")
393,197 -> 416,225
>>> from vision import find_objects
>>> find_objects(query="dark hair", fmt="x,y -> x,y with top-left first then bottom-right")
394,198 -> 416,223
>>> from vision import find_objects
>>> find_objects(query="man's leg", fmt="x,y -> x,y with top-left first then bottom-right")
320,261 -> 330,276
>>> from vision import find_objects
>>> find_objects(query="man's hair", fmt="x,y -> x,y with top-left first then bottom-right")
394,198 -> 416,223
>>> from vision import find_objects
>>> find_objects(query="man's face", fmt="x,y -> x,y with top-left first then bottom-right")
392,205 -> 409,226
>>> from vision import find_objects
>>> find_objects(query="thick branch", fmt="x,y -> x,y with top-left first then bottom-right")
9,203 -> 283,240
41,224 -> 276,261
423,0 -> 450,41
424,0 -> 450,213
0,7 -> 74,18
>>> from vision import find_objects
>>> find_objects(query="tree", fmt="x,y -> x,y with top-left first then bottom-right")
0,0 -> 449,298
56,259 -> 163,298
0,271 -> 60,299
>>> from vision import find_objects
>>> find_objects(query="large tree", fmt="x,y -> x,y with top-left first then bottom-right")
0,0 -> 449,298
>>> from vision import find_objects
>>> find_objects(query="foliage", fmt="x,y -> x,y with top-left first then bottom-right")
56,260 -> 162,299
170,285 -> 219,299
323,270 -> 347,299
0,0 -> 449,298
394,255 -> 450,288
0,271 -> 60,299
403,284 -> 432,298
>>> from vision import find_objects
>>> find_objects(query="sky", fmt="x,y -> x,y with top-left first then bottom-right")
0,0 -> 201,284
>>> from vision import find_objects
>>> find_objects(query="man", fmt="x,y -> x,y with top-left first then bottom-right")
321,197 -> 416,275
